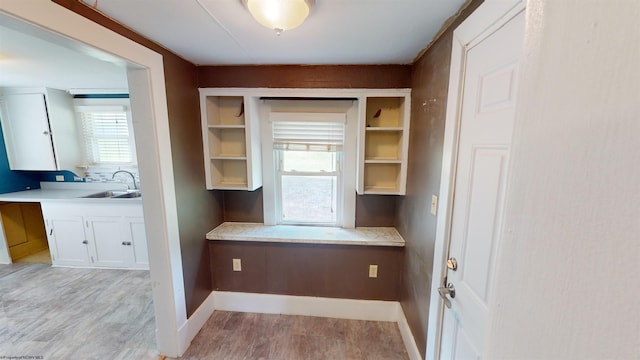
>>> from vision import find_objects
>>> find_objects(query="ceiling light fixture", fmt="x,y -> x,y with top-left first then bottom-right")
242,0 -> 315,36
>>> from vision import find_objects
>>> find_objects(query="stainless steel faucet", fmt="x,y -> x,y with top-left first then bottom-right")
112,170 -> 138,190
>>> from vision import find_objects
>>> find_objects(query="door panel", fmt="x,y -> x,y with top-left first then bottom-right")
2,93 -> 56,170
49,216 -> 89,265
86,216 -> 127,267
461,147 -> 508,301
440,11 -> 525,359
127,217 -> 149,269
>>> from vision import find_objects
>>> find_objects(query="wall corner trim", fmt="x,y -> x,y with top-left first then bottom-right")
180,291 -> 422,358
178,291 -> 217,356
397,304 -> 424,360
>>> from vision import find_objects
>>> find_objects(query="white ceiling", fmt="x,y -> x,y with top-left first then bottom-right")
0,0 -> 466,92
81,0 -> 467,65
0,21 -> 129,92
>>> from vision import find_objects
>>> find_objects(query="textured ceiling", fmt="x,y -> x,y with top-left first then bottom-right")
81,0 -> 467,65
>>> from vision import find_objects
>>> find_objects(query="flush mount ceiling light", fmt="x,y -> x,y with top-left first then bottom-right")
242,0 -> 315,35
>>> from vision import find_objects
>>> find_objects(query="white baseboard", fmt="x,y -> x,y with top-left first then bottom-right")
177,291 -> 216,356
396,304 -> 423,360
212,291 -> 399,321
181,291 -> 422,359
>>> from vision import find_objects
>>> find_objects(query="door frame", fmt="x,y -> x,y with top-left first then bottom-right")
425,1 -> 525,359
0,1 -> 186,357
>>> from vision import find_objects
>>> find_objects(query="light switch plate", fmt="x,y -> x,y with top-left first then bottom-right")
369,265 -> 378,278
232,258 -> 242,272
431,195 -> 438,216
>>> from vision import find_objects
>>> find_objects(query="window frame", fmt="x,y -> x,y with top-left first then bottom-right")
74,97 -> 137,167
274,145 -> 343,226
260,100 -> 358,228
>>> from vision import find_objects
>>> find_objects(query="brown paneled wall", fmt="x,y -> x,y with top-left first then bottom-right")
396,0 -> 484,357
198,64 -> 408,226
197,65 -> 411,89
223,189 -> 396,227
223,189 -> 264,223
210,241 -> 403,300
52,0 -> 225,317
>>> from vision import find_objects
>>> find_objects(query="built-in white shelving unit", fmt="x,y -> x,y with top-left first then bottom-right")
199,91 -> 262,190
358,93 -> 411,195
199,88 -> 410,195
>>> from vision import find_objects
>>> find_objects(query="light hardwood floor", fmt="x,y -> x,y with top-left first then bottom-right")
0,263 -> 157,359
171,311 -> 410,360
1,263 -> 409,360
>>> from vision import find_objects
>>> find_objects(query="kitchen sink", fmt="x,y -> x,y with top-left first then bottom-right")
82,190 -> 142,199
82,190 -> 118,198
112,191 -> 142,198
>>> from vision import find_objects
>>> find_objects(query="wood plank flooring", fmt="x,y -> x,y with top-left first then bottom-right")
0,263 -> 157,360
171,311 -> 410,360
1,263 -> 409,360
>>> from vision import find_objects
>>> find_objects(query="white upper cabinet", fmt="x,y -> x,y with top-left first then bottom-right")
0,88 -> 81,172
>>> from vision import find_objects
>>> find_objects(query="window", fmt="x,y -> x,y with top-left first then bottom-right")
273,120 -> 344,225
76,105 -> 135,165
261,100 -> 357,228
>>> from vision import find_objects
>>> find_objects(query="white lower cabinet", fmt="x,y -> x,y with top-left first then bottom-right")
46,215 -> 89,266
41,202 -> 148,270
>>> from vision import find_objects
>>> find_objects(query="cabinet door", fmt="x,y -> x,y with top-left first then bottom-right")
85,216 -> 128,268
46,215 -> 90,266
1,93 -> 57,170
124,217 -> 149,269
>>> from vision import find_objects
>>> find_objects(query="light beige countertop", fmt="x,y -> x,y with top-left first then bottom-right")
206,222 -> 405,247
0,182 -> 141,203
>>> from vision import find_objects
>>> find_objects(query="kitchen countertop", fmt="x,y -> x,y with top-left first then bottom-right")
206,222 -> 405,247
0,182 -> 141,203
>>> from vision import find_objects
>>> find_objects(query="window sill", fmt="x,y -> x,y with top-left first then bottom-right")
206,222 -> 405,247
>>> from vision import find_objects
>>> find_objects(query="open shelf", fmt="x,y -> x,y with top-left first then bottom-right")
204,96 -> 245,126
363,163 -> 401,194
365,97 -> 405,128
208,127 -> 246,158
364,131 -> 402,161
210,159 -> 248,189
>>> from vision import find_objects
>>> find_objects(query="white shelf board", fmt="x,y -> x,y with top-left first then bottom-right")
213,182 -> 249,190
364,158 -> 402,163
363,185 -> 401,194
208,124 -> 245,129
365,127 -> 403,131
211,155 -> 247,160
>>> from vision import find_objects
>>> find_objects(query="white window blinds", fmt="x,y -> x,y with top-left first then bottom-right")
271,113 -> 345,152
79,107 -> 132,164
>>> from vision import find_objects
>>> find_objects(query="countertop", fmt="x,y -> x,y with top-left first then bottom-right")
0,182 -> 141,203
206,222 -> 405,247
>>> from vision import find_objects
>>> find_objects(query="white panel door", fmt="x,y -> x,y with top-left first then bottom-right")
85,216 -> 127,268
1,93 -> 57,170
439,11 -> 525,359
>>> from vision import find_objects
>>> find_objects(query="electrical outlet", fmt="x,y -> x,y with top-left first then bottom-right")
431,195 -> 438,216
369,264 -> 378,278
55,175 -> 65,182
232,258 -> 242,272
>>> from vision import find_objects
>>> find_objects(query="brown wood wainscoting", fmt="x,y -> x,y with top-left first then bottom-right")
210,240 -> 403,300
